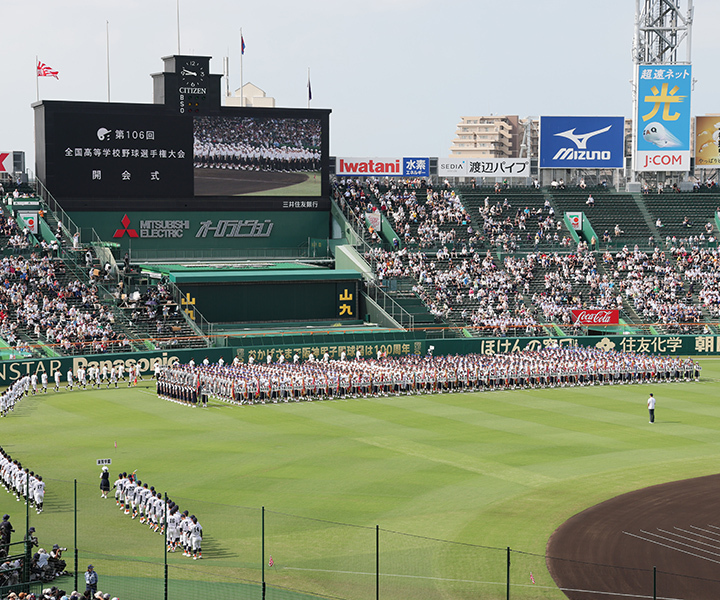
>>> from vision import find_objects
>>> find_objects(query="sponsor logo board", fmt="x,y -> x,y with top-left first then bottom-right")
336,157 -> 429,177
566,212 -> 583,231
437,158 -> 529,177
17,211 -> 38,234
635,64 -> 692,172
571,309 -> 619,325
540,117 -> 625,168
0,152 -> 11,173
695,116 -> 720,168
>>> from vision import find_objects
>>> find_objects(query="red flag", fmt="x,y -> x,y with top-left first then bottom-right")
530,572 -> 535,584
37,61 -> 59,79
268,556 -> 274,567
114,440 -> 117,449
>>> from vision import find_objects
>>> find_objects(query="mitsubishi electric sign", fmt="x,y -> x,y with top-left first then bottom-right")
539,116 -> 625,168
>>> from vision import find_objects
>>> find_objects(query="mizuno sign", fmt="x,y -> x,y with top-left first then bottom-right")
540,117 -> 624,168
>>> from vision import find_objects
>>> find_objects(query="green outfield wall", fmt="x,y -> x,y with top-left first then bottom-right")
1,333 -> 717,386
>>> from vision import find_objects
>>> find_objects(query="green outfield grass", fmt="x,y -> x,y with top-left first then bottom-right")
1,360 -> 719,600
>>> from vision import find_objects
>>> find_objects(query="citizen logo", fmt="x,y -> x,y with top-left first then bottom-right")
179,87 -> 207,94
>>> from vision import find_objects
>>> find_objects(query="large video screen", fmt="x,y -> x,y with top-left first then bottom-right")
35,101 -> 330,211
40,107 -> 193,199
193,115 -> 322,196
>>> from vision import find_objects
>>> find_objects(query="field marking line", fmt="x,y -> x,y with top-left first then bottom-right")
689,525 -> 720,538
657,528 -> 720,550
639,529 -> 720,556
623,530 -> 720,563
671,527 -> 720,546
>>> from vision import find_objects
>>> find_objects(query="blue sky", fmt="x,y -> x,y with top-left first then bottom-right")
3,0 -> 718,167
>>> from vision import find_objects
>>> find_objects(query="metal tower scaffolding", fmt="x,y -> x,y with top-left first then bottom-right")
633,0 -> 694,66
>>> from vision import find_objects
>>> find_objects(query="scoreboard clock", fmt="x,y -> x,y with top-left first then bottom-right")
176,56 -> 209,115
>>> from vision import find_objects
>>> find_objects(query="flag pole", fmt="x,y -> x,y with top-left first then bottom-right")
35,55 -> 39,102
106,21 -> 111,102
239,28 -> 244,106
224,51 -> 230,97
307,67 -> 310,109
176,0 -> 181,54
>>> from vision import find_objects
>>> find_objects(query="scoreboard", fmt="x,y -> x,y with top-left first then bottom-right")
34,55 -> 330,212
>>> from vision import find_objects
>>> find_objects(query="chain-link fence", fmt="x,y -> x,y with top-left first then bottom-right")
4,476 -> 720,600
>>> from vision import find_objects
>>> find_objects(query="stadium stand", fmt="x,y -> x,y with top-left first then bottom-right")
332,179 -> 720,336
548,189 -> 654,248
0,191 -> 210,356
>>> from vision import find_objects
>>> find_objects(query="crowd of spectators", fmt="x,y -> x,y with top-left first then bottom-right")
347,177 -> 720,332
3,588 -> 119,600
122,283 -> 186,347
0,255 -> 132,355
477,197 -> 571,252
193,116 -> 321,173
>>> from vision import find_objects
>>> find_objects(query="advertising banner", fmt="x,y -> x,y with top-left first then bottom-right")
566,212 -> 583,231
365,212 -> 381,232
571,309 -> 619,325
3,334 -> 717,386
539,116 -> 625,168
17,211 -> 39,234
695,116 -> 720,168
69,210 -> 327,252
336,157 -> 429,177
437,157 -> 529,177
0,151 -> 12,174
635,64 -> 692,171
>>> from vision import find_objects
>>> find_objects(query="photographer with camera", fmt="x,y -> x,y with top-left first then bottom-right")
49,544 -> 67,577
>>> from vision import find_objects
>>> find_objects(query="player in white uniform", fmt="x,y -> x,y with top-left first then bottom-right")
54,370 -> 62,392
66,369 -> 74,390
41,373 -> 48,393
108,367 -> 118,388
166,507 -> 180,551
113,473 -> 124,507
189,516 -> 203,559
34,475 -> 45,514
30,374 -> 38,395
180,511 -> 191,556
77,367 -> 87,389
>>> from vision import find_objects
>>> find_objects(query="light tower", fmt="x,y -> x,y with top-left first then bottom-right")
630,0 -> 694,186
633,0 -> 694,65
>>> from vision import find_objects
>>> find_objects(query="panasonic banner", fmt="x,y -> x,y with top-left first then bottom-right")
635,64 -> 692,172
539,116 -> 624,169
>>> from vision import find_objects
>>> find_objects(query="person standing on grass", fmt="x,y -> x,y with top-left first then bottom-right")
648,393 -> 656,423
99,466 -> 110,499
85,564 -> 98,595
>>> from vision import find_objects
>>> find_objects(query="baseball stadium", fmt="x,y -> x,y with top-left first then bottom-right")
3,2 -> 720,600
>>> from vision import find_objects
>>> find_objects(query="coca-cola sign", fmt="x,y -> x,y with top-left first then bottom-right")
571,309 -> 619,325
